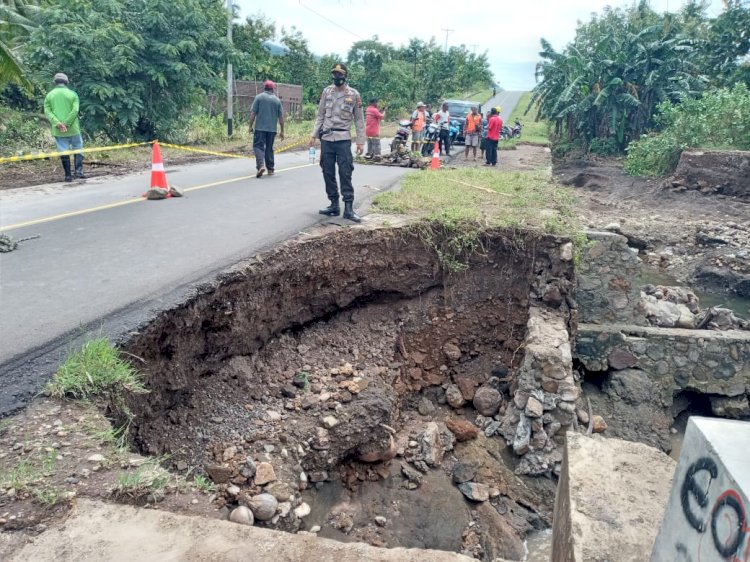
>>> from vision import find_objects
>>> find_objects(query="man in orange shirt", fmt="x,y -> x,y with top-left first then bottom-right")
464,106 -> 482,161
410,101 -> 427,152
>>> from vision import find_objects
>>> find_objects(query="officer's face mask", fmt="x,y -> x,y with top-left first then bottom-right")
332,73 -> 346,86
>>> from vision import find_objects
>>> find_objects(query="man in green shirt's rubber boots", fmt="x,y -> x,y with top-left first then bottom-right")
43,72 -> 84,182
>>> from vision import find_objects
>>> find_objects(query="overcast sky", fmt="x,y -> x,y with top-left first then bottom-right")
235,0 -> 723,90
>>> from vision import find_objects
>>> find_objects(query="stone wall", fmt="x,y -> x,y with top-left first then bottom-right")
552,432 -> 675,562
498,307 -> 577,476
576,231 -> 647,325
651,417 -> 750,561
577,323 -> 750,400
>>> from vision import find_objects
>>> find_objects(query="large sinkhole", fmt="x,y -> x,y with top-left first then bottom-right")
118,225 -> 576,561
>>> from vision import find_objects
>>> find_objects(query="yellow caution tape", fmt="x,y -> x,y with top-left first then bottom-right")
0,137 -> 309,165
0,142 -> 152,164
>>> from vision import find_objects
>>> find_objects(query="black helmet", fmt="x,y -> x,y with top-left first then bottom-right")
330,63 -> 348,76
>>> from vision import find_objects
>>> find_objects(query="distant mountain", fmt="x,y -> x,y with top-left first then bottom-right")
262,41 -> 289,56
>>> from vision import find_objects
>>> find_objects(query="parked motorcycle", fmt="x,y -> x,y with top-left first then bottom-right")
391,120 -> 412,153
501,120 -> 522,140
421,119 -> 439,156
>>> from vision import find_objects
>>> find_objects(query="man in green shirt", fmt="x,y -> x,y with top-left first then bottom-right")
43,72 -> 84,182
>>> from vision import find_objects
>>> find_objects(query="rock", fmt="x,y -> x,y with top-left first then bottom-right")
608,348 -> 638,370
281,386 -> 297,398
294,502 -> 311,518
222,446 -> 238,462
205,465 -> 233,484
473,386 -> 502,416
525,396 -> 544,418
309,525 -> 321,533
248,493 -> 278,521
321,416 -> 339,429
357,435 -> 396,463
254,462 -> 277,485
513,414 -> 531,455
560,242 -> 574,261
592,415 -> 608,433
484,421 -> 502,437
244,458 -> 257,475
604,222 -> 621,232
400,463 -> 422,484
458,482 -> 490,502
278,502 -> 292,517
709,395 -> 750,419
577,409 -> 590,425
264,481 -> 293,502
292,373 -> 308,388
445,384 -> 466,408
420,422 -> 445,466
175,460 -> 188,472
374,516 -> 387,527
452,463 -> 477,484
265,410 -> 282,422
308,471 -> 328,483
456,377 -> 477,401
417,396 -> 436,416
445,418 -> 479,442
229,506 -> 254,526
443,342 -> 462,361
87,454 -> 105,463
226,485 -> 241,497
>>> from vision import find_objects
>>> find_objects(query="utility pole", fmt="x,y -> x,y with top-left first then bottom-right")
441,28 -> 454,52
469,44 -> 478,55
226,0 -> 233,137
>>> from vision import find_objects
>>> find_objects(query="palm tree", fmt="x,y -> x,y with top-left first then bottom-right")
0,0 -> 39,88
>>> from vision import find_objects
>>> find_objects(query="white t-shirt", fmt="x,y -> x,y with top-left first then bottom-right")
434,110 -> 451,130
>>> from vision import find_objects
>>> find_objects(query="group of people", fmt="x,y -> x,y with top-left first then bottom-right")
44,63 -> 504,226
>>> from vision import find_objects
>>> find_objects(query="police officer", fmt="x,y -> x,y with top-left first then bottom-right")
309,63 -> 366,222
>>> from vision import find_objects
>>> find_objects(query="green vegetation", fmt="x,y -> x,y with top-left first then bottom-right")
532,1 -> 750,155
193,473 -> 215,494
113,457 -> 170,500
1,458 -> 41,491
625,83 -> 750,176
46,338 -> 147,401
33,485 -> 64,506
372,168 -> 582,271
502,92 -> 550,148
0,0 -> 39,88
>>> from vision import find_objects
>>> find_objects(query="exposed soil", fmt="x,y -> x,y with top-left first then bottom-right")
555,154 -> 750,306
446,143 -> 552,172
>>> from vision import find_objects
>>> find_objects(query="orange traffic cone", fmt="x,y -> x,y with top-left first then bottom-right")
430,142 -> 440,170
143,142 -> 171,199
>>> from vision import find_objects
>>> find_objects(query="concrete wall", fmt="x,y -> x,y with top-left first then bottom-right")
651,417 -> 750,561
577,323 -> 750,399
576,231 -> 647,325
552,432 -> 675,561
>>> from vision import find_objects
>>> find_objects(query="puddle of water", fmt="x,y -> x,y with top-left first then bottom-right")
524,528 -> 552,561
639,268 -> 750,316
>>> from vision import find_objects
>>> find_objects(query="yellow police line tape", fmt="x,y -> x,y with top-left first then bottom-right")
0,138 -> 309,165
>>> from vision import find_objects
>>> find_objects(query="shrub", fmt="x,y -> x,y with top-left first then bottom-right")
625,83 -> 750,177
302,103 -> 318,121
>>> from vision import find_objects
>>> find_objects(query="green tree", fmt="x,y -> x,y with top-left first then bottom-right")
27,0 -> 229,140
0,0 -> 40,88
232,14 -> 276,81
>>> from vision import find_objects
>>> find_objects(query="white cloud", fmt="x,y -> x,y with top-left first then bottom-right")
235,0 -> 724,90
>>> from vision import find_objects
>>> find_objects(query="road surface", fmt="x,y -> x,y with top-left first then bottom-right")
0,94 -> 524,414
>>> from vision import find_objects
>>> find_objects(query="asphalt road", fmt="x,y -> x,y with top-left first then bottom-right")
0,147 -> 408,413
483,90 -> 526,124
0,93 -> 524,415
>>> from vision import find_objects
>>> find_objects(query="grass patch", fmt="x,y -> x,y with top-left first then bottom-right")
503,92 -> 550,147
372,167 -> 584,271
46,338 -> 147,401
1,458 -> 42,491
113,457 -> 171,500
33,485 -> 65,506
193,473 -> 215,494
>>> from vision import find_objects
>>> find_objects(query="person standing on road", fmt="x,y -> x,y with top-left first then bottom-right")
310,63 -> 366,223
44,72 -> 84,183
434,102 -> 451,156
484,107 -> 502,166
464,106 -> 482,161
249,80 -> 285,178
365,98 -> 385,158
410,101 -> 427,152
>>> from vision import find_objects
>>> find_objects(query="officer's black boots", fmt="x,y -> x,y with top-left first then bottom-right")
74,154 -> 85,179
343,201 -> 361,223
319,200 -> 340,216
61,156 -> 72,182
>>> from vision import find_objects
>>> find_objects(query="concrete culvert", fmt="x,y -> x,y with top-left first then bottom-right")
116,224 -> 578,561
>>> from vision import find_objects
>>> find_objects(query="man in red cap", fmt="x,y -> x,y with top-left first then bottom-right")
249,80 -> 285,178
